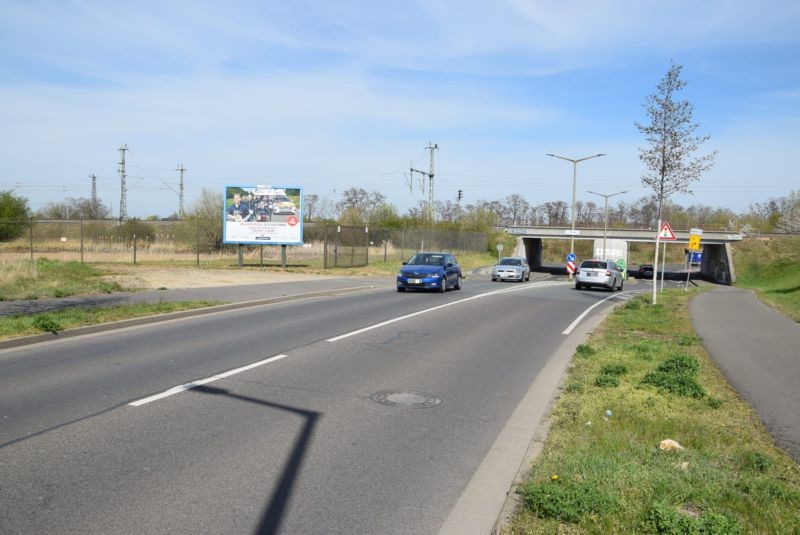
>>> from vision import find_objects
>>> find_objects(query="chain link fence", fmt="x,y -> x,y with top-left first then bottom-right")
0,219 -> 488,268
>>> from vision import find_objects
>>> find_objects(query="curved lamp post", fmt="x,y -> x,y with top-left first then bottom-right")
587,190 -> 627,260
546,153 -> 605,279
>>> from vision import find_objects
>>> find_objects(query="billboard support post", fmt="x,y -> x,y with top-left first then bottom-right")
238,244 -> 243,267
281,245 -> 286,268
260,244 -> 263,267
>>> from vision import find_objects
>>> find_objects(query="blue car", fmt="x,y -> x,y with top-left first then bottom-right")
397,252 -> 462,293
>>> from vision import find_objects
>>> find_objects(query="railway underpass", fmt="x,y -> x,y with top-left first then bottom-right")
504,226 -> 744,284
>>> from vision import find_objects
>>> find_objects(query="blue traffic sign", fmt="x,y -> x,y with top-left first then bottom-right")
567,253 -> 576,262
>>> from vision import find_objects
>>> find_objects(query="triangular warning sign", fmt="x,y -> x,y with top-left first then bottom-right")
658,221 -> 676,240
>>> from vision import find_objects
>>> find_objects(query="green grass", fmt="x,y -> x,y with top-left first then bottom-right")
0,301 -> 223,340
0,258 -> 124,300
504,290 -> 800,534
733,236 -> 800,321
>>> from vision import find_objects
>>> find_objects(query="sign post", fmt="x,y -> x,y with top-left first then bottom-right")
657,222 -> 676,293
686,228 -> 703,291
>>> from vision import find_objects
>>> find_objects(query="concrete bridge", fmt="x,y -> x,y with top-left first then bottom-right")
504,226 -> 744,284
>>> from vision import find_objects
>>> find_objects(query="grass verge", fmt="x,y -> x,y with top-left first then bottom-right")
0,301 -> 223,340
504,289 -> 800,534
732,236 -> 800,322
0,258 -> 125,300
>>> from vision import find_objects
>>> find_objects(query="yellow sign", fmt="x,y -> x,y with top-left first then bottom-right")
688,234 -> 701,251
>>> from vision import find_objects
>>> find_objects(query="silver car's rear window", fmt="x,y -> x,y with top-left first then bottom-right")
580,261 -> 607,269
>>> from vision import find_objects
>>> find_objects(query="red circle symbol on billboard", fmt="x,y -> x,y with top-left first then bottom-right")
287,215 -> 298,226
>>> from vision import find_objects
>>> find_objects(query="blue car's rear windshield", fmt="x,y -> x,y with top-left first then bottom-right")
407,254 -> 444,266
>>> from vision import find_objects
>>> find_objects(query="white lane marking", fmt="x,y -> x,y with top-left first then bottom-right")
562,291 -> 638,335
326,281 -> 566,342
129,354 -> 288,407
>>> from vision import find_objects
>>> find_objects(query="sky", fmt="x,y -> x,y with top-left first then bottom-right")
1,0 -> 798,219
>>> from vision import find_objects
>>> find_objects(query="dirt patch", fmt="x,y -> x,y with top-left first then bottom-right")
104,267 -> 333,290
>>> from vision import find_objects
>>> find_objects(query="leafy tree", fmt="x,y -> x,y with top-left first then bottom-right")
776,190 -> 800,233
186,188 -> 224,250
336,187 -> 389,225
0,190 -> 32,241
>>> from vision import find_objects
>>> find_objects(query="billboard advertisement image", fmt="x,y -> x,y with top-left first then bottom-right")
223,185 -> 303,245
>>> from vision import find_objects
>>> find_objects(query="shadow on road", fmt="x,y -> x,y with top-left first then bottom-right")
193,384 -> 320,535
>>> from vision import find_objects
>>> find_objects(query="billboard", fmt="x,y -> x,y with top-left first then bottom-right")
223,185 -> 303,245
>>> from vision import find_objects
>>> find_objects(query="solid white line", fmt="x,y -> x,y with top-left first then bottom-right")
129,354 -> 288,407
562,291 -> 637,336
326,281 -> 566,342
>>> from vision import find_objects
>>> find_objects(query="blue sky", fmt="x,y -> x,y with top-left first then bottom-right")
1,0 -> 798,219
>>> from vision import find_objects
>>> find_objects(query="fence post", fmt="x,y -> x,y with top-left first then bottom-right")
323,226 -> 328,269
334,226 -> 339,267
365,226 -> 369,266
80,218 -> 84,263
133,218 -> 137,265
384,237 -> 387,262
401,227 -> 405,262
196,220 -> 200,267
29,220 -> 34,261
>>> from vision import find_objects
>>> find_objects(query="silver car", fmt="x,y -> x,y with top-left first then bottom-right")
491,257 -> 531,282
575,259 -> 623,291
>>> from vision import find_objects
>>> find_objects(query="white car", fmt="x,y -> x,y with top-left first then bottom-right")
575,259 -> 623,291
491,257 -> 531,282
271,195 -> 297,215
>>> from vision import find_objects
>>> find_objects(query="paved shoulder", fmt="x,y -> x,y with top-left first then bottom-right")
0,277 -> 392,317
690,287 -> 800,461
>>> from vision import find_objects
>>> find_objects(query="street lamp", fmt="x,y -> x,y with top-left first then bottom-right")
546,153 -> 605,279
587,190 -> 627,260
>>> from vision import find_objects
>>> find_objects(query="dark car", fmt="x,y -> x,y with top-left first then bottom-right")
396,252 -> 462,293
638,263 -> 654,279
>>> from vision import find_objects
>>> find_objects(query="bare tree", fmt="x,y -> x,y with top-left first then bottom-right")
37,197 -> 111,220
504,194 -> 529,226
303,194 -> 319,221
636,60 -> 716,303
636,61 -> 717,214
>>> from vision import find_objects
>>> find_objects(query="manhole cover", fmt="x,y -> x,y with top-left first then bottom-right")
371,390 -> 442,409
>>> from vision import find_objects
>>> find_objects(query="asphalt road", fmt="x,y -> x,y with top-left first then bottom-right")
690,287 -> 800,461
0,279 -> 641,534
